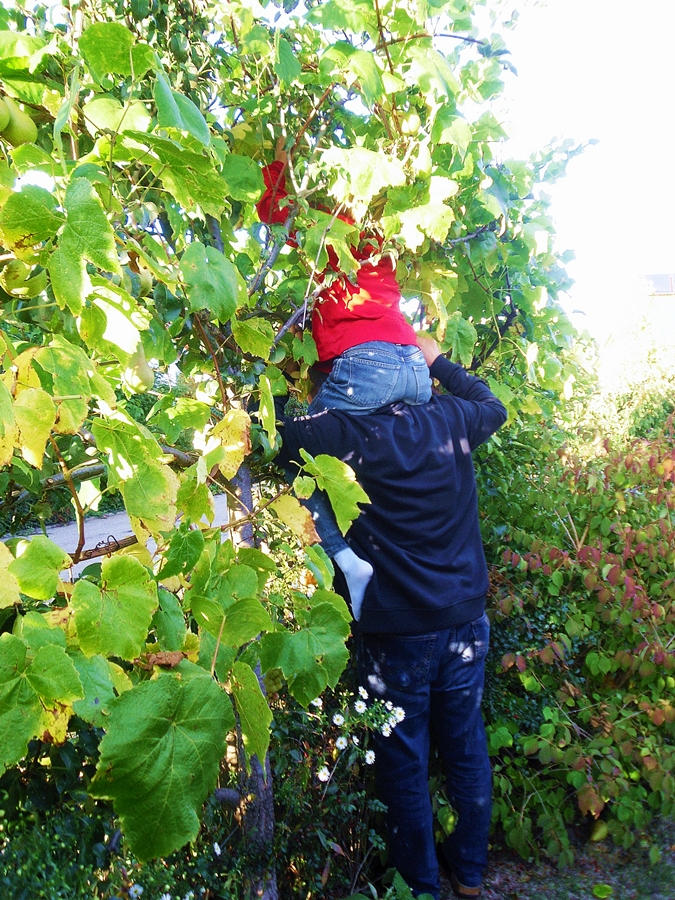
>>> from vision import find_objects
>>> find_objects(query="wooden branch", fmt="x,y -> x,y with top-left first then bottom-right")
72,534 -> 139,563
194,314 -> 228,409
49,437 -> 86,564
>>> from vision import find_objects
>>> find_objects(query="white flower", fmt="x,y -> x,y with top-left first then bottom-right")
310,697 -> 323,709
365,750 -> 376,765
354,700 -> 367,714
358,686 -> 368,699
394,706 -> 406,722
336,736 -> 348,750
332,713 -> 345,726
183,893 -> 195,900
388,716 -> 398,729
128,887 -> 144,900
385,701 -> 393,711
381,723 -> 392,737
352,735 -> 360,746
317,766 -> 330,782
213,841 -> 221,856
160,894 -> 172,900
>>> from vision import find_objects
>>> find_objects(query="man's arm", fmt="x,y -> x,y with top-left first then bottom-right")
417,334 -> 507,447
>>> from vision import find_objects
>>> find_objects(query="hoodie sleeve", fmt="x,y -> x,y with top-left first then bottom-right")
429,355 -> 507,450
256,160 -> 290,225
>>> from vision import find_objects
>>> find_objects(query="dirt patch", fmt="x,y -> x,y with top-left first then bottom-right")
439,822 -> 675,900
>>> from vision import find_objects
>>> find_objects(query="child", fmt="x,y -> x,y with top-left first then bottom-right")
257,144 -> 432,619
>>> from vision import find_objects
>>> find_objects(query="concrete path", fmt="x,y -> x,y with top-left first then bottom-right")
20,494 -> 231,578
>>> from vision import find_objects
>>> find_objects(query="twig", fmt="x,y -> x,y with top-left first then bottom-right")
194,314 -> 228,409
49,436 -> 86,564
374,0 -> 395,76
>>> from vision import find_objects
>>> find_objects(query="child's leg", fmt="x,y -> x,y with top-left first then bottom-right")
299,487 -> 372,621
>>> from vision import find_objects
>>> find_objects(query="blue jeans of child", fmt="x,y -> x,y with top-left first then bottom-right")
306,342 -> 432,556
356,613 -> 492,899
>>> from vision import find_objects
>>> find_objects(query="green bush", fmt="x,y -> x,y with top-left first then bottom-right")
479,412 -> 675,864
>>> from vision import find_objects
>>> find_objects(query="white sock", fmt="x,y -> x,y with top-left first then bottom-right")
334,547 -> 373,622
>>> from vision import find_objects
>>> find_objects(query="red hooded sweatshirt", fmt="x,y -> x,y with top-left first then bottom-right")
257,161 -> 418,367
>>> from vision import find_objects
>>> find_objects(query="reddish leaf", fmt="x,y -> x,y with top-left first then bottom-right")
606,565 -> 622,587
516,654 -> 527,673
578,784 -> 605,818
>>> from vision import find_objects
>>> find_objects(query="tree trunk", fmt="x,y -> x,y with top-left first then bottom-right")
232,466 -> 279,900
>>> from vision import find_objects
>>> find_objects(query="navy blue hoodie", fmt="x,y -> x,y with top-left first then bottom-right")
277,356 -> 507,634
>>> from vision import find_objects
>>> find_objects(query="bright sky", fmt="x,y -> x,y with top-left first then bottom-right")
493,0 -> 675,348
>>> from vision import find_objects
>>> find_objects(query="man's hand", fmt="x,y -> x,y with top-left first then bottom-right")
416,333 -> 442,367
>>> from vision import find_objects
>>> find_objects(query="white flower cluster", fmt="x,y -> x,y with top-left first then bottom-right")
318,766 -> 330,782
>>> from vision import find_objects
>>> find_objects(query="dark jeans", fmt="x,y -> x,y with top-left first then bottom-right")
356,613 -> 492,899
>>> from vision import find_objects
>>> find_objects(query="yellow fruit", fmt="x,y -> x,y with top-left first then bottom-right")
400,111 -> 421,136
0,96 -> 38,146
0,98 -> 10,133
121,343 -> 155,393
136,264 -> 154,297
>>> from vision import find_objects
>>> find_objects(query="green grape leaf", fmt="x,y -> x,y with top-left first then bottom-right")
0,635 -> 44,775
346,49 -> 384,106
35,338 -> 96,434
154,73 -> 211,146
180,241 -> 246,323
444,311 -> 477,368
232,317 -> 275,359
25,643 -> 83,706
152,589 -> 188,652
176,473 -> 215,526
160,525 -> 205,580
48,241 -> 88,315
259,603 -> 350,707
0,381 -> 18,468
88,673 -> 233,860
69,651 -> 117,727
82,97 -> 152,136
62,177 -> 121,274
231,661 -> 272,767
221,598 -> 273,647
71,555 -> 158,661
197,628 -> 236,682
0,186 -> 64,260
13,387 -> 56,469
274,36 -> 301,85
299,450 -> 369,534
221,153 -> 265,201
403,46 -> 460,100
8,535 -> 69,600
0,543 -> 21,608
399,203 -> 455,251
14,611 -> 66,651
93,411 -> 179,531
322,146 -> 406,208
80,23 -> 136,80
148,397 -> 211,444
258,374 -> 276,446
133,134 -> 228,217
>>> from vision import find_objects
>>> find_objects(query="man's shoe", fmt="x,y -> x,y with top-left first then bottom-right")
449,873 -> 481,898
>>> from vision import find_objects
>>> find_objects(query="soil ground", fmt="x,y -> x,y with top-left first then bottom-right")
439,821 -> 675,900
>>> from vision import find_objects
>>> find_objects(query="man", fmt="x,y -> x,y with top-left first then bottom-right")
276,335 -> 507,899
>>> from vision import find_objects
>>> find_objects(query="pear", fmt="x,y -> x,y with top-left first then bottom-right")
0,98 -> 10,133
121,343 -> 155,393
0,96 -> 38,146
